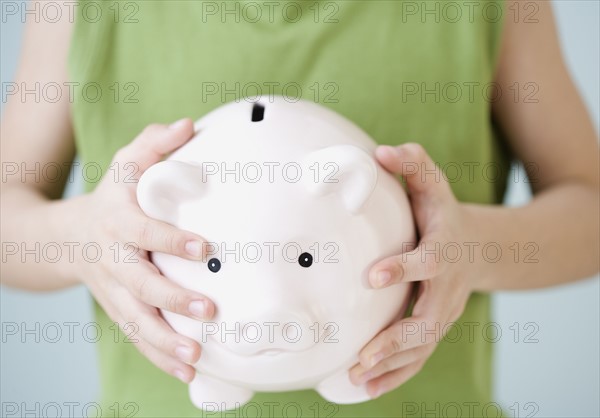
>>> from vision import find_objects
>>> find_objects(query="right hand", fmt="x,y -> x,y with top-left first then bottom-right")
66,119 -> 214,383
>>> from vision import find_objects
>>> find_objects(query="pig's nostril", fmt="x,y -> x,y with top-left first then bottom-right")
251,103 -> 265,122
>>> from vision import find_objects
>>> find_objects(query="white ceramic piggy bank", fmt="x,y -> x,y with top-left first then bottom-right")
136,97 -> 416,411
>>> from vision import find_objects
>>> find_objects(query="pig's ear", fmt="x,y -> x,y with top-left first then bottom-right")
302,145 -> 377,214
136,161 -> 205,224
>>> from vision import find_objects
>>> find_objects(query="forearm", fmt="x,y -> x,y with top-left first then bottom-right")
467,181 -> 599,292
1,186 -> 83,291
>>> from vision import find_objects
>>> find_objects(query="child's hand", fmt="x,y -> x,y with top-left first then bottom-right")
68,119 -> 214,383
349,144 -> 475,398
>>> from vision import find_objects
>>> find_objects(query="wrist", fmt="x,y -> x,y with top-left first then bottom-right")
44,195 -> 89,286
459,203 -> 500,293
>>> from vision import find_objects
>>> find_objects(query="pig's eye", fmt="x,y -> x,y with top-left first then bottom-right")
208,258 -> 221,273
298,252 -> 313,268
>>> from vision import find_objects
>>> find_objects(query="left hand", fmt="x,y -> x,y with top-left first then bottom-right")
349,143 -> 478,399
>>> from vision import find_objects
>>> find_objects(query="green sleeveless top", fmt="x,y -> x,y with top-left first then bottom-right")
69,1 -> 508,416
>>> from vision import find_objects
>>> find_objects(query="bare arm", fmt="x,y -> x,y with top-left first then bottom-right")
367,1 -> 598,295
0,3 -> 216,382
471,0 -> 599,290
352,3 -> 599,396
1,3 -> 78,289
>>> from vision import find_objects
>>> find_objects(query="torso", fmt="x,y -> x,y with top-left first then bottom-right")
69,1 -> 507,416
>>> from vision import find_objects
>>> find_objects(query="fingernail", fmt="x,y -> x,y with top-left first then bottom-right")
370,352 -> 385,368
169,118 -> 188,130
185,240 -> 203,257
175,345 -> 194,364
373,271 -> 392,288
174,368 -> 188,383
189,300 -> 208,319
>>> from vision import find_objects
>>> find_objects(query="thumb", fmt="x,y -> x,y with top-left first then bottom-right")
113,118 -> 195,178
369,237 -> 443,288
375,143 -> 454,203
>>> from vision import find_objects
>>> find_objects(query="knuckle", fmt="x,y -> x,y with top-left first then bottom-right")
392,256 -> 405,280
142,123 -> 162,135
439,230 -> 452,245
164,292 -> 186,314
99,214 -> 117,236
131,272 -> 152,302
105,210 -> 135,239
137,219 -> 155,248
157,334 -> 174,353
164,231 -> 184,255
422,254 -> 438,278
405,143 -> 425,158
388,331 -> 403,354
103,253 -> 122,278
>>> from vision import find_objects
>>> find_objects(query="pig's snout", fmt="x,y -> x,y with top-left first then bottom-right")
206,313 -> 318,356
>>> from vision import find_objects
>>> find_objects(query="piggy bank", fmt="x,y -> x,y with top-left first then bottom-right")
136,97 -> 416,411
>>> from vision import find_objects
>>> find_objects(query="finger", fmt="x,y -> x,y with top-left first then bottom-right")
88,275 -> 199,383
358,313 -> 441,369
114,259 -> 215,320
122,214 -> 208,260
375,143 -> 453,202
369,236 -> 443,287
118,297 -> 202,365
350,343 -> 434,385
130,331 -> 197,383
113,119 -> 195,175
366,359 -> 427,399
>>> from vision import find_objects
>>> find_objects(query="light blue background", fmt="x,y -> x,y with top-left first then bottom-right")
1,1 -> 599,417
